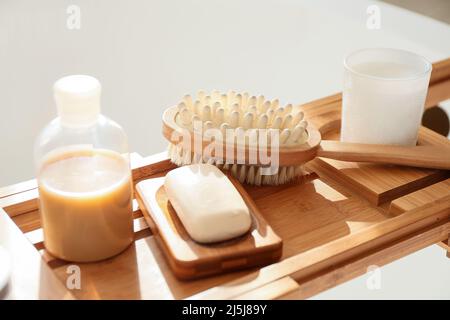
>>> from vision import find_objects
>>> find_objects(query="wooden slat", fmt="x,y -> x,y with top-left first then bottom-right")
429,58 -> 450,86
425,78 -> 450,109
426,58 -> 450,108
390,179 -> 450,215
11,209 -> 41,233
389,178 -> 450,256
301,96 -> 341,135
316,159 -> 448,205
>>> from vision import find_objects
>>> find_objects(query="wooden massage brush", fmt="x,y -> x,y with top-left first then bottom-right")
163,90 -> 450,185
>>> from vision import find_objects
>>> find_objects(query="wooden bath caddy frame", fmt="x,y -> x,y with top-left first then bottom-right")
1,58 -> 450,300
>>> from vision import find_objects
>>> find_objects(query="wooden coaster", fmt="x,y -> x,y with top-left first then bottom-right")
135,176 -> 282,280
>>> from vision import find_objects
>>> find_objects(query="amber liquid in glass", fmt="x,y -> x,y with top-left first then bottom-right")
38,148 -> 133,262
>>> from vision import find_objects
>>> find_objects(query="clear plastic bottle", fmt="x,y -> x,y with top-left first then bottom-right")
34,75 -> 133,262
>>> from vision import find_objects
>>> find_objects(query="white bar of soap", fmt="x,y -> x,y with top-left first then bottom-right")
164,164 -> 251,243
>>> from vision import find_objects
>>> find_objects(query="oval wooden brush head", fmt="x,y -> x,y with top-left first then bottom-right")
162,91 -> 322,168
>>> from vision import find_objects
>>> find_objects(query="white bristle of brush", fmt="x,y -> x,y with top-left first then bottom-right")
168,144 -> 307,186
169,90 -> 310,185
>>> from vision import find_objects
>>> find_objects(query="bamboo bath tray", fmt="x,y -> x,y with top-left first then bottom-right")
1,58 -> 450,300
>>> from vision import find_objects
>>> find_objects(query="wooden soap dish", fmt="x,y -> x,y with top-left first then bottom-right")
135,176 -> 283,280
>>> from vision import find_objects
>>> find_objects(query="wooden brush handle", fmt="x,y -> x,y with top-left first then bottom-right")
317,140 -> 450,170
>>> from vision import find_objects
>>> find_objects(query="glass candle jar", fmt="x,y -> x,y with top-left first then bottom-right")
341,48 -> 432,146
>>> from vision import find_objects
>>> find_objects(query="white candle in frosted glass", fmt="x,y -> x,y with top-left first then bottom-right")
341,48 -> 432,146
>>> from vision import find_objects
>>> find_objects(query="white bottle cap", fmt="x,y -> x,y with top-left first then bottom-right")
53,75 -> 101,127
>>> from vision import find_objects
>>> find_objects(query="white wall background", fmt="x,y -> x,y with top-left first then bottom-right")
0,0 -> 449,299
